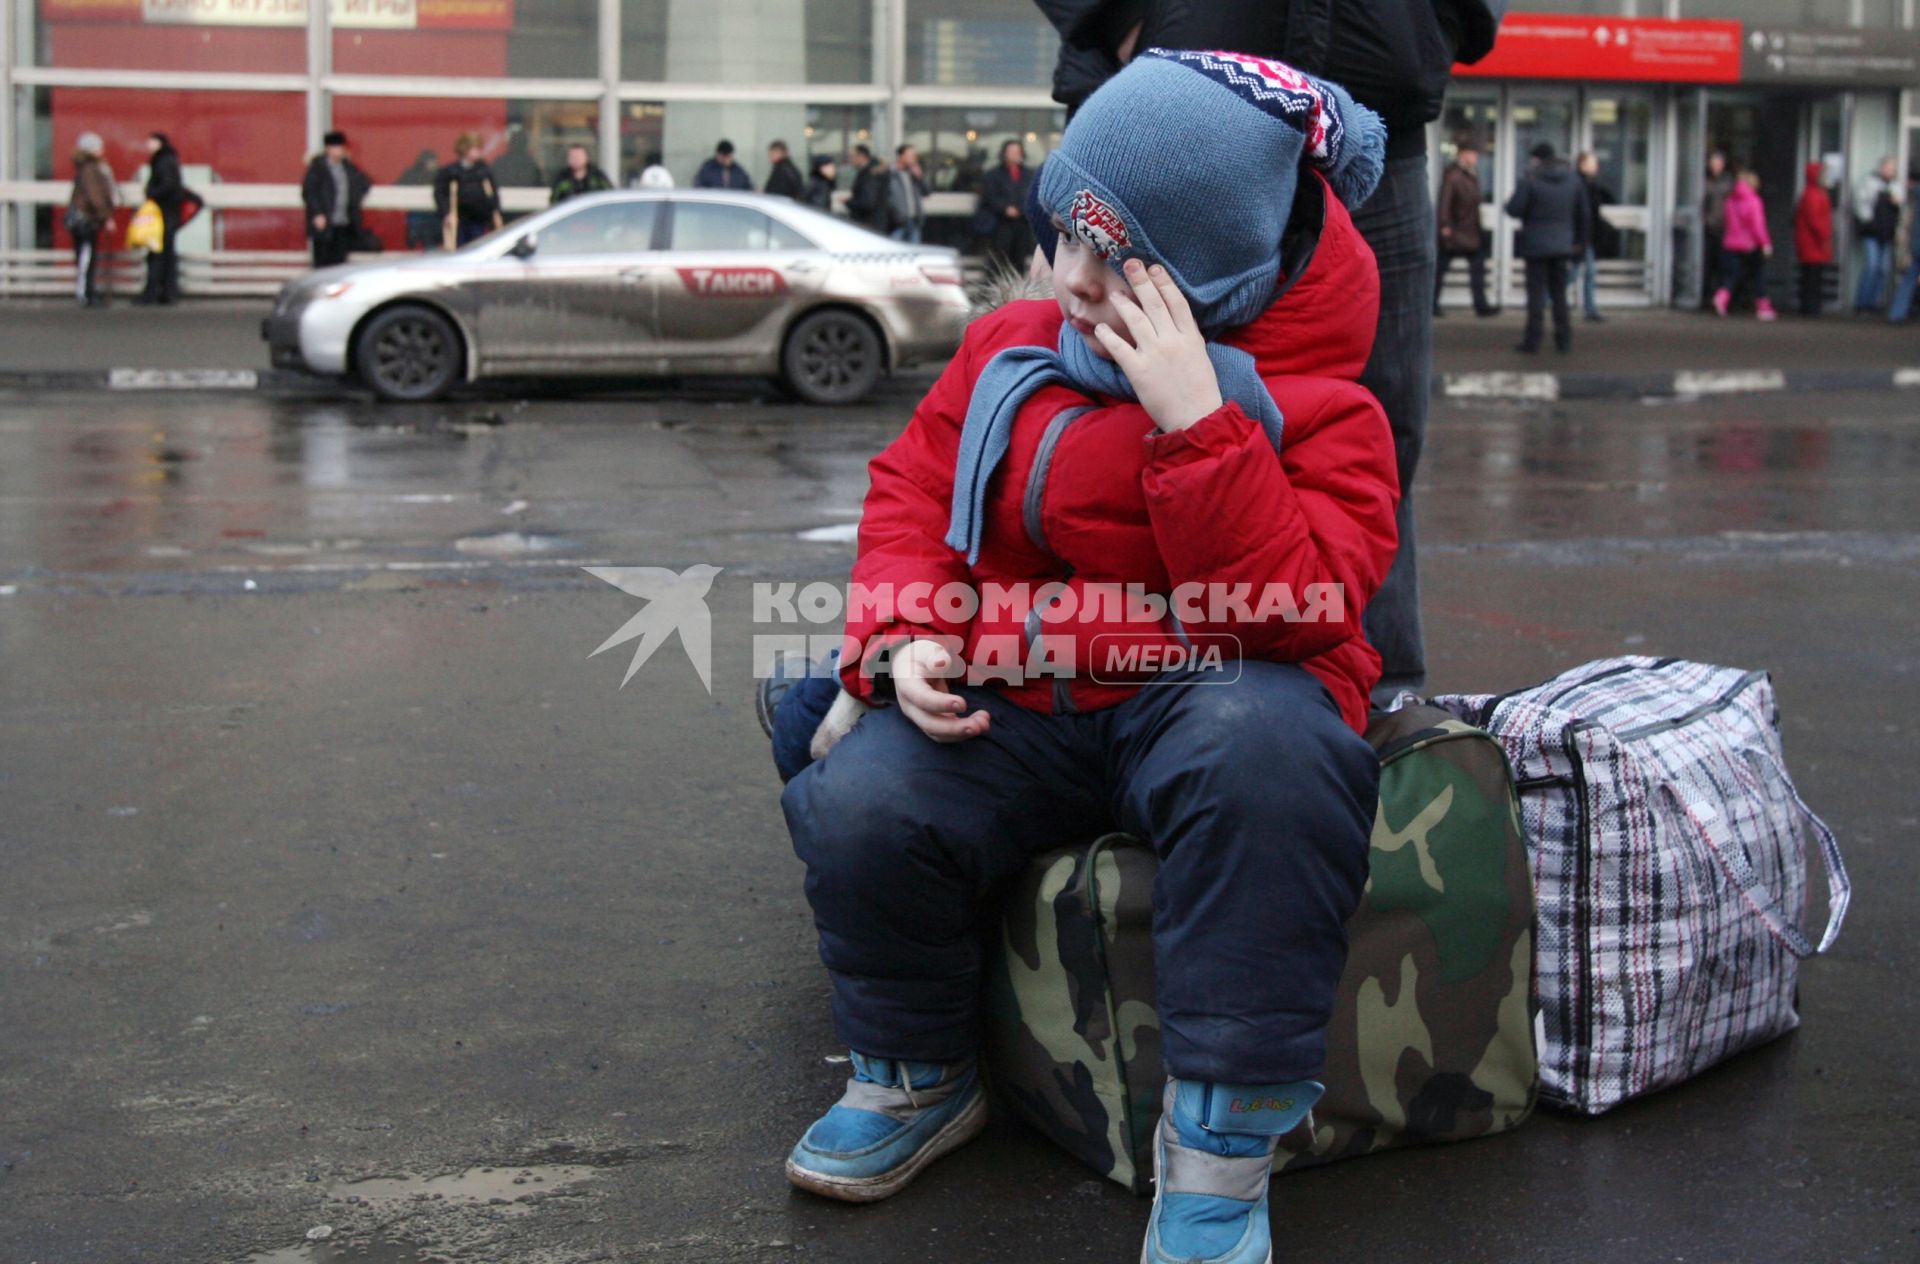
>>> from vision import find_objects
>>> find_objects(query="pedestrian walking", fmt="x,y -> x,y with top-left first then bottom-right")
764,141 -> 805,200
1574,151 -> 1616,322
1034,0 -> 1506,705
1700,149 -> 1733,311
1886,169 -> 1920,323
1853,156 -> 1900,313
67,132 -> 117,307
1433,139 -> 1494,317
1793,160 -> 1833,317
434,134 -> 503,248
135,132 -> 193,305
549,143 -> 614,205
887,144 -> 928,243
772,52 -> 1395,1264
302,131 -> 372,269
804,155 -> 838,211
1505,141 -> 1588,354
847,145 -> 891,233
633,152 -> 674,189
976,139 -> 1034,268
694,140 -> 753,191
1712,167 -> 1776,321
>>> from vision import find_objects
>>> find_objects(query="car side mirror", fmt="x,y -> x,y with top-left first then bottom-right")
510,233 -> 538,259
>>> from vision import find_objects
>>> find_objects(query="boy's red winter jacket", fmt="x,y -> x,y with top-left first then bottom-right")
840,175 -> 1399,734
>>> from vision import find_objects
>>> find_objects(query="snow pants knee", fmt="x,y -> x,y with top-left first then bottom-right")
782,660 -> 1377,1085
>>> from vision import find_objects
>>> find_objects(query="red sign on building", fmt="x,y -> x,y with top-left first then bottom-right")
1456,13 -> 1744,84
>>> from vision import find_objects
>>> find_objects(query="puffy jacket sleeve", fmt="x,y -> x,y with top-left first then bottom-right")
1138,386 -> 1398,663
838,337 -> 980,702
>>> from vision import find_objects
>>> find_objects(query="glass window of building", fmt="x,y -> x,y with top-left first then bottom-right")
619,103 -> 873,191
27,0 -> 307,73
1586,94 -> 1652,207
28,87 -> 308,249
331,98 -> 602,192
902,107 -> 1065,195
539,201 -> 662,255
905,0 -> 1057,88
333,0 -> 598,79
621,0 -> 873,83
1676,0 -> 1851,25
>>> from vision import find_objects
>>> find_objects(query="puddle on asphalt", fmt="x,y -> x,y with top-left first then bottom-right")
240,1153 -> 636,1264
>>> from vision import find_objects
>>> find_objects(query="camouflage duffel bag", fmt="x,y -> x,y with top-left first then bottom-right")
983,704 -> 1539,1193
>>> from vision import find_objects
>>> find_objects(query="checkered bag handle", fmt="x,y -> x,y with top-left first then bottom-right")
1656,748 -> 1850,959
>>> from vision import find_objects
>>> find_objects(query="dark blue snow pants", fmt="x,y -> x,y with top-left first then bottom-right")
780,661 -> 1377,1085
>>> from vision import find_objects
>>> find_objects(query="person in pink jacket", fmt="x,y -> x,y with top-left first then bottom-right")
1714,167 -> 1776,320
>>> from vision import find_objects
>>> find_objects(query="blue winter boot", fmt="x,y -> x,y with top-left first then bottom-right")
1142,1078 -> 1324,1264
785,1052 -> 987,1202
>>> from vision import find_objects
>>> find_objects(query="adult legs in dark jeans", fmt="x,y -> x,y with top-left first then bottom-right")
1798,264 -> 1826,316
1352,154 -> 1434,702
311,226 -> 352,268
784,662 -> 1377,1083
1433,248 -> 1492,316
1520,256 -> 1571,352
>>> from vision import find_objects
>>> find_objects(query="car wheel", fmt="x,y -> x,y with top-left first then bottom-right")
356,304 -> 463,402
783,310 -> 883,405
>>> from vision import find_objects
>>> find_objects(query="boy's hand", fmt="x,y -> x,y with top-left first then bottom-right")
892,639 -> 990,743
1094,259 -> 1224,433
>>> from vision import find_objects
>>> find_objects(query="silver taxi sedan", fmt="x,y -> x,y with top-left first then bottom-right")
263,190 -> 971,404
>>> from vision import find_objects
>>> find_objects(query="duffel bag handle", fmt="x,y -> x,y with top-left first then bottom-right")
1656,751 -> 1850,959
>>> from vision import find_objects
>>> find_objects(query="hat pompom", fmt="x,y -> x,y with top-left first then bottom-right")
1313,78 -> 1386,210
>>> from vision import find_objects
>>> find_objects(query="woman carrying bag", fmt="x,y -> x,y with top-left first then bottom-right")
67,133 -> 117,308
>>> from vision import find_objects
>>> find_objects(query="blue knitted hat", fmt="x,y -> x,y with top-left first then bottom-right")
1036,48 -> 1386,330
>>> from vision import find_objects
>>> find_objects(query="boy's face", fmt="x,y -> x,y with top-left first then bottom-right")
1049,212 -> 1137,361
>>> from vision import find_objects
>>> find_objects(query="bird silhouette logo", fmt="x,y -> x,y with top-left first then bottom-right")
585,564 -> 723,691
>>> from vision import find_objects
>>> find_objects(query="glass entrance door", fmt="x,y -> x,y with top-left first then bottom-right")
1582,90 -> 1655,308
1499,88 -> 1577,307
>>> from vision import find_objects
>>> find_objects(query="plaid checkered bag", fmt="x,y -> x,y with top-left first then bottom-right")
1432,657 -> 1850,1114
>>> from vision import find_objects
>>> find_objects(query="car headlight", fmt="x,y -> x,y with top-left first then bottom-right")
320,281 -> 354,300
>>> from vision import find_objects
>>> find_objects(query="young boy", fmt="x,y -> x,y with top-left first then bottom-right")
774,50 -> 1397,1264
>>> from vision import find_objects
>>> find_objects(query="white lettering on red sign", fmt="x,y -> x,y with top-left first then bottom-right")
677,267 -> 788,297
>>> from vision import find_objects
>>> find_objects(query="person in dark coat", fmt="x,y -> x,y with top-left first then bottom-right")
804,156 -> 838,212
1574,150 -> 1617,322
1031,0 -> 1507,705
1793,160 -> 1834,317
764,141 -> 805,200
434,134 -> 503,248
136,132 -> 191,305
1700,149 -> 1733,311
1433,140 -> 1493,317
1504,141 -> 1589,354
68,133 -> 117,307
847,145 -> 891,232
302,130 -> 373,269
888,144 -> 928,243
694,140 -> 753,191
549,144 -> 614,205
976,139 -> 1034,267
396,148 -> 441,250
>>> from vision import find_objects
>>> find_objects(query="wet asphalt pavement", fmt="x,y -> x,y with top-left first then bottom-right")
1,379 -> 1917,1263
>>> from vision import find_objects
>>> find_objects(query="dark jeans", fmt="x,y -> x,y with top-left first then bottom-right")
141,207 -> 182,302
456,218 -> 493,247
1700,232 -> 1724,310
1716,249 -> 1769,304
311,225 -> 354,268
782,662 -> 1377,1084
1521,255 -> 1571,351
1798,263 -> 1828,316
1353,154 -> 1434,701
1435,245 -> 1493,314
73,232 -> 102,302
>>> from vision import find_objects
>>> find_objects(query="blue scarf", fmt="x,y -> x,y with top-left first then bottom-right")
945,322 -> 1284,565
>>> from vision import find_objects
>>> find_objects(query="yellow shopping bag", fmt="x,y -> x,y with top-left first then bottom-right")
126,199 -> 165,252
